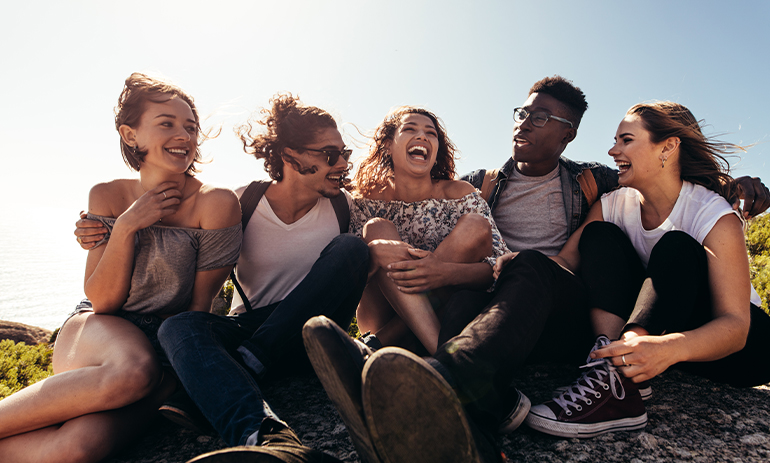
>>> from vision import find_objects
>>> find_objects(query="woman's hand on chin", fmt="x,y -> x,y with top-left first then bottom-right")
592,331 -> 684,383
116,181 -> 182,232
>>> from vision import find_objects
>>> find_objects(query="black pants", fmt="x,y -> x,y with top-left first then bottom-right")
433,250 -> 595,430
579,221 -> 770,387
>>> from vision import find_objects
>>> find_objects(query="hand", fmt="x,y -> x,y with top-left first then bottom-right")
387,248 -> 448,293
732,176 -> 770,219
114,182 -> 182,233
590,331 -> 681,383
75,210 -> 109,250
368,239 -> 412,276
493,252 -> 519,279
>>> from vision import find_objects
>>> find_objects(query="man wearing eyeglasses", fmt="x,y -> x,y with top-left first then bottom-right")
303,76 -> 770,463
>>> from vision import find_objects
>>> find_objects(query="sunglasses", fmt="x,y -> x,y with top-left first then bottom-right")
297,147 -> 353,166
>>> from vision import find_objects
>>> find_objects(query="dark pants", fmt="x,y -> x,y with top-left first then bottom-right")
433,250 -> 594,430
579,221 -> 770,387
158,234 -> 369,446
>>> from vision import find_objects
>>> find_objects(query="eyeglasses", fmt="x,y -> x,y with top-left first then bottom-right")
513,107 -> 574,128
297,147 -> 353,166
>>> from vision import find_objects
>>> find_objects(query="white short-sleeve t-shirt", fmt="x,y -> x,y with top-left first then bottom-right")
601,181 -> 761,306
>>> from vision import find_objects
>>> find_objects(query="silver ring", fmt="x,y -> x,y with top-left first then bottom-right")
162,192 -> 167,199
621,354 -> 628,367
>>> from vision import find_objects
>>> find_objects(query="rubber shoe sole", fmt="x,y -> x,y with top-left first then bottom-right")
302,317 -> 381,463
362,348 -> 481,463
525,406 -> 647,438
498,388 -> 531,434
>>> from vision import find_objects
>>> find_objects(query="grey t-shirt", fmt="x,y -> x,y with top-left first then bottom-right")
88,214 -> 242,315
492,165 -> 569,256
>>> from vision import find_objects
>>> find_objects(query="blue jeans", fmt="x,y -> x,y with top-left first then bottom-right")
158,234 -> 369,446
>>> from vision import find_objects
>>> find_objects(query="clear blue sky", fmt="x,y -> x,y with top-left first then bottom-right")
1,0 -> 768,211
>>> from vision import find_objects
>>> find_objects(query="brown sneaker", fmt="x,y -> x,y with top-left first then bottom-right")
302,316 -> 381,463
525,336 -> 647,438
187,418 -> 342,463
362,348 -> 490,463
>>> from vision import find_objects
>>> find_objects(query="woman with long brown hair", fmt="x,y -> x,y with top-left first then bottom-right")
514,101 -> 770,439
351,106 -> 509,355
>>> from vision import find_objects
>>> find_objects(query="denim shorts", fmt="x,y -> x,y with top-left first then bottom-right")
61,299 -> 170,367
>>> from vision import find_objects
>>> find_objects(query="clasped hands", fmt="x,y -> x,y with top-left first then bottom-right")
368,239 -> 448,293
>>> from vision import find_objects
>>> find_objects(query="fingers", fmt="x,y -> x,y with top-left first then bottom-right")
747,180 -> 770,218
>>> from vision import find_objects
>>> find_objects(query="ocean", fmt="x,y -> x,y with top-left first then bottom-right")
0,205 -> 88,331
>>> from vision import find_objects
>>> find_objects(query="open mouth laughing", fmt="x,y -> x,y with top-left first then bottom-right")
407,145 -> 429,161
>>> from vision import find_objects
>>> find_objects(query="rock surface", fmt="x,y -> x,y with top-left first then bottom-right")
0,320 -> 52,345
105,364 -> 770,462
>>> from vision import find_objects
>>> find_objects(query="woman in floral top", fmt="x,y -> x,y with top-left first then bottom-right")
351,107 -> 509,354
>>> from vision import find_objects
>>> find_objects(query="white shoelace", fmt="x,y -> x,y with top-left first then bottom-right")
552,336 -> 626,415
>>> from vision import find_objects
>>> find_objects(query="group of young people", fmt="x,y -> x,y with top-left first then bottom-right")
0,73 -> 768,463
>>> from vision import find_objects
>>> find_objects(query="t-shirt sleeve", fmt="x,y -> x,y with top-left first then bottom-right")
690,194 -> 741,244
195,224 -> 243,271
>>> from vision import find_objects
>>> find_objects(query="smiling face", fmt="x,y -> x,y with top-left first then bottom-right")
285,126 -> 347,198
122,97 -> 198,174
609,115 -> 666,188
512,92 -> 576,176
388,113 -> 439,178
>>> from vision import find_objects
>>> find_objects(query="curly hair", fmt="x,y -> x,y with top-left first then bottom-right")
115,73 -> 202,174
529,75 -> 588,128
627,101 -> 744,203
353,107 -> 458,197
237,93 -> 338,181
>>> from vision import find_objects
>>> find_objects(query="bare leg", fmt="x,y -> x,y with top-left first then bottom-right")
590,308 -> 627,339
433,213 -> 493,265
0,313 -> 161,439
0,371 -> 175,463
359,215 -> 494,355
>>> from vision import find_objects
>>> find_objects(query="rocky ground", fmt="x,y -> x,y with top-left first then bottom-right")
105,364 -> 770,463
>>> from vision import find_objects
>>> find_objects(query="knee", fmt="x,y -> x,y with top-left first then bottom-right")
362,217 -> 397,242
579,221 -> 625,253
158,311 -> 212,346
95,349 -> 161,409
454,213 -> 493,251
497,250 -> 548,278
649,231 -> 706,271
330,233 -> 370,263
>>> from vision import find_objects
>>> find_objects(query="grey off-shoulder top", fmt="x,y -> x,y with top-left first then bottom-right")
87,213 -> 242,316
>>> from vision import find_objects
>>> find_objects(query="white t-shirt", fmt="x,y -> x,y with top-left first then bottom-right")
229,189 -> 352,315
601,181 -> 761,306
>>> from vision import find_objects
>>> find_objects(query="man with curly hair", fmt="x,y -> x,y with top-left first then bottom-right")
76,94 -> 367,462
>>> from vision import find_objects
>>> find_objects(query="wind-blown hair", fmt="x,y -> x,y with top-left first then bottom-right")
115,73 -> 202,174
628,101 -> 743,202
237,93 -> 337,181
353,107 -> 457,197
529,75 -> 588,128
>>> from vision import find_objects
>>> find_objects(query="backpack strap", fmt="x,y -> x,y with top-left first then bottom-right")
480,169 -> 500,203
331,192 -> 350,233
231,180 -> 271,312
577,168 -> 599,208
